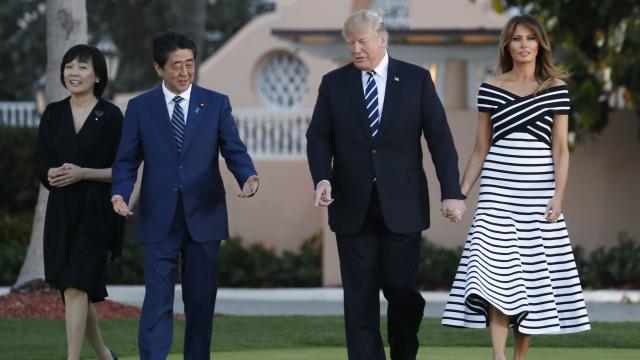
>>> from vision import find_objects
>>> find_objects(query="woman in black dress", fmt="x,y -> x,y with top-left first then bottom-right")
36,45 -> 124,360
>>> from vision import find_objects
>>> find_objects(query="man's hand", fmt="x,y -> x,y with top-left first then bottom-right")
441,199 -> 465,223
239,175 -> 259,198
111,195 -> 133,217
314,180 -> 334,207
48,163 -> 85,187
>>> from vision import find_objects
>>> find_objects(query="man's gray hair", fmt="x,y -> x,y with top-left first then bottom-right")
342,9 -> 388,39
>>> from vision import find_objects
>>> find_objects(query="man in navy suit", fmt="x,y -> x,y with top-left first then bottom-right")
111,31 -> 259,360
306,10 -> 466,360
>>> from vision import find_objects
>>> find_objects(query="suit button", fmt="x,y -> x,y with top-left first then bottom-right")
372,149 -> 377,154
179,165 -> 184,169
373,177 -> 377,182
173,188 -> 178,192
179,185 -> 183,190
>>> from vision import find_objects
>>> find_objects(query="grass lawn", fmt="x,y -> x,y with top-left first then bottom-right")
1,316 -> 638,359
162,347 -> 640,360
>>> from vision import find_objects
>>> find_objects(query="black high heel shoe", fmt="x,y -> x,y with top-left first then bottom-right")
108,348 -> 119,360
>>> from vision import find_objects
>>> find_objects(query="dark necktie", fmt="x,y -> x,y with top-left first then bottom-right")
365,71 -> 380,137
170,96 -> 185,152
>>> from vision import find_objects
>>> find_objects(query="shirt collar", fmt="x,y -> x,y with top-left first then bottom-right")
162,81 -> 192,105
363,51 -> 389,79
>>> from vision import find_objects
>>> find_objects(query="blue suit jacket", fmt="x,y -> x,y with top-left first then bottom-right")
112,84 -> 257,243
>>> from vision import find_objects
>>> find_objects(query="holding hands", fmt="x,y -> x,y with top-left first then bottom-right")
48,163 -> 84,187
442,199 -> 465,223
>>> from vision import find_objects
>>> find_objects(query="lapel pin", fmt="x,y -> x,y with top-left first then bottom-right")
93,110 -> 104,121
195,102 -> 204,114
394,77 -> 400,82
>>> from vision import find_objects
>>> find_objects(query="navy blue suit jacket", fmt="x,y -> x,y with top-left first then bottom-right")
112,84 -> 256,243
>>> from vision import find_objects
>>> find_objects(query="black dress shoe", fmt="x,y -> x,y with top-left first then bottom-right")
108,348 -> 119,360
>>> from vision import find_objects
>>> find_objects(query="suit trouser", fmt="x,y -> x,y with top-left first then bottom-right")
337,187 -> 425,360
139,194 -> 221,360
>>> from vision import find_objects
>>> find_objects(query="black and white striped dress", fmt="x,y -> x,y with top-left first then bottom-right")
441,83 -> 591,334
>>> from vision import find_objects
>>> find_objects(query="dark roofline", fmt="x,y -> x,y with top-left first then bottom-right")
272,28 -> 502,44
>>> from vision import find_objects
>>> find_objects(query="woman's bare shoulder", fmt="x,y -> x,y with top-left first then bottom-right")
484,73 -> 510,87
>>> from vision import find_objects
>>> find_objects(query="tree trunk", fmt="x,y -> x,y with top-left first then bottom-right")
12,185 -> 49,291
12,0 -> 87,291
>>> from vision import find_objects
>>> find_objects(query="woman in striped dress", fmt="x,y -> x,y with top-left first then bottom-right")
441,15 -> 590,360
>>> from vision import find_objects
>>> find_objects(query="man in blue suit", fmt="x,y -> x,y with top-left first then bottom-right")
111,31 -> 259,360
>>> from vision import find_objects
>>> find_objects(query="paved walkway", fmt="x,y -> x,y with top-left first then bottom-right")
2,287 -> 639,322
102,287 -> 640,322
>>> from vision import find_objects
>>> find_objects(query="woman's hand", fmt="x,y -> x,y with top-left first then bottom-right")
545,196 -> 562,223
48,163 -> 85,187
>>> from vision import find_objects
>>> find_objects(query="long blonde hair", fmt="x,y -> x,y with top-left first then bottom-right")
498,15 -> 568,90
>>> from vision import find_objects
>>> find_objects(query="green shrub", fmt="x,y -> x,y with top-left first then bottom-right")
0,212 -> 32,285
0,126 -> 39,213
577,232 -> 640,289
104,234 -> 145,284
3,213 -> 639,289
0,126 -> 39,285
279,234 -> 322,286
218,234 -> 322,287
103,233 -> 323,287
418,238 -> 463,290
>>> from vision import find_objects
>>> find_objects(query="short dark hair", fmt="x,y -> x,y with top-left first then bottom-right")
60,44 -> 108,97
153,31 -> 198,68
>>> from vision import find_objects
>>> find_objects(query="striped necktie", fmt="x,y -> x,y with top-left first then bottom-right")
365,71 -> 380,137
170,96 -> 185,152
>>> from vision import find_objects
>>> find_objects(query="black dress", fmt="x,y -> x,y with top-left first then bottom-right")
36,97 -> 125,302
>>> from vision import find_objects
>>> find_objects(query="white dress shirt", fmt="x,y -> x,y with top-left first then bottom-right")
162,81 -> 192,122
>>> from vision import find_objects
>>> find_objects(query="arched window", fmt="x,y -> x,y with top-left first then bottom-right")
256,51 -> 309,109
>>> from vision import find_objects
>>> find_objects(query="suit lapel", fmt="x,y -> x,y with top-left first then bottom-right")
347,64 -> 373,144
150,86 -> 179,159
181,84 -> 204,157
374,57 -> 399,145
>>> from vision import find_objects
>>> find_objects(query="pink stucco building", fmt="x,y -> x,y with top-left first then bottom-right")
116,0 -> 640,286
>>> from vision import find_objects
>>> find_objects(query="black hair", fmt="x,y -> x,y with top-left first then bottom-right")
153,30 -> 197,68
60,44 -> 108,97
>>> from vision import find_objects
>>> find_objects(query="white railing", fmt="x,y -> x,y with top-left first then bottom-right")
0,101 -> 40,128
0,103 -> 311,159
233,109 -> 311,160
